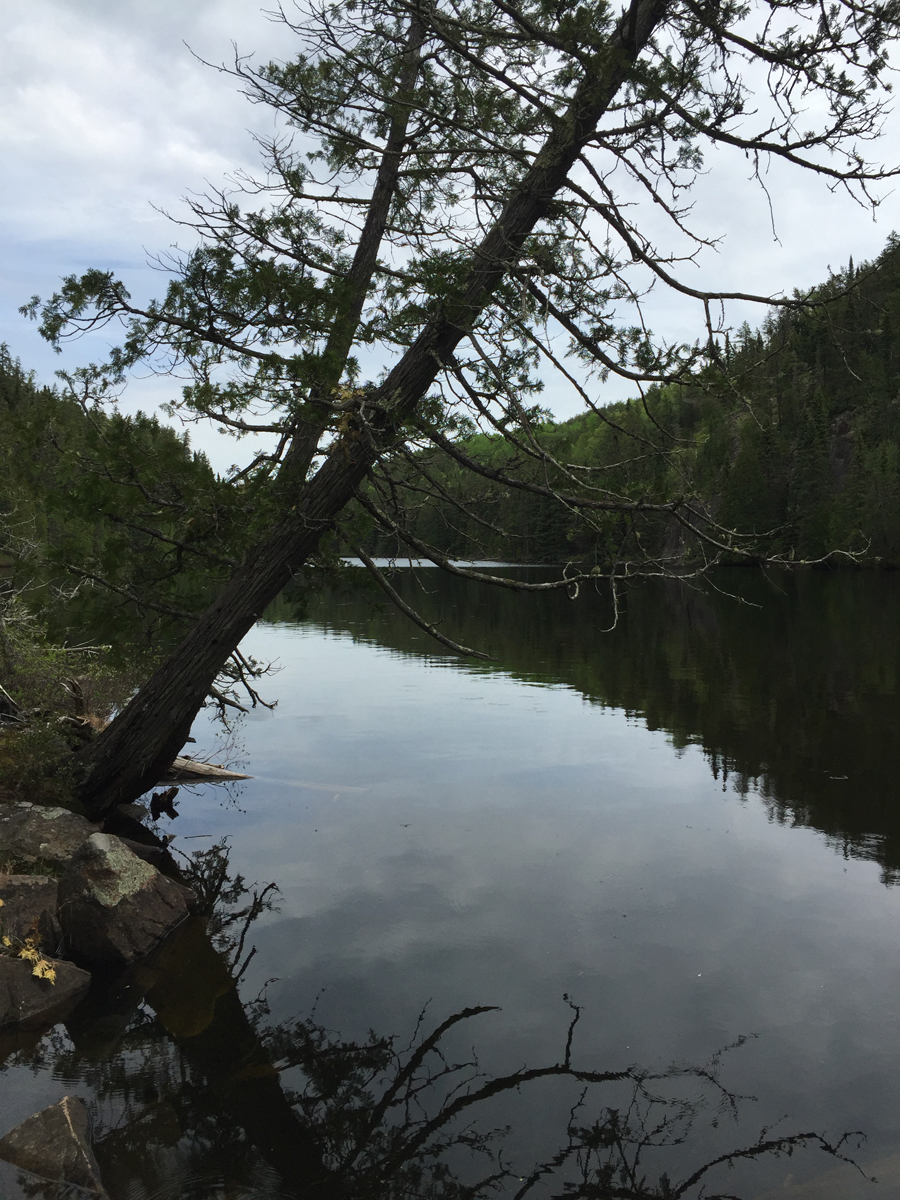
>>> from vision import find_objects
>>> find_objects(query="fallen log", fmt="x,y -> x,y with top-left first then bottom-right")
162,757 -> 252,783
57,685 -> 252,785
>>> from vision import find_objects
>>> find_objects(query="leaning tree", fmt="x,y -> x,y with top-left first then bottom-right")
27,0 -> 900,813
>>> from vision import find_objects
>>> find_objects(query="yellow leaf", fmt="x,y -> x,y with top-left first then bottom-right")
18,943 -> 39,963
1,936 -> 11,948
31,959 -> 56,984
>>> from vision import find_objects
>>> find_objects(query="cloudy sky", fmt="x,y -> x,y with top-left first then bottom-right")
3,1 -> 900,471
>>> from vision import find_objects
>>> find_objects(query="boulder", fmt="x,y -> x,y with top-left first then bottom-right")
0,1095 -> 106,1195
0,956 -> 91,1028
58,834 -> 194,969
0,804 -> 99,874
0,874 -> 60,951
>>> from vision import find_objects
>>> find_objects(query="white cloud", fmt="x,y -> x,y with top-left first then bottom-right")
0,0 -> 288,467
3,2 -> 900,458
1,2 -> 275,238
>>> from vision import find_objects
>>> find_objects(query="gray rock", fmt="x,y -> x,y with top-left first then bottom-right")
0,804 -> 99,874
0,956 -> 91,1028
116,803 -> 148,821
0,1095 -> 106,1195
0,874 -> 61,952
58,834 -> 194,968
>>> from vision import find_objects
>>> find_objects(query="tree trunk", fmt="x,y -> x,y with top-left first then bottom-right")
75,442 -> 375,813
74,0 -> 669,816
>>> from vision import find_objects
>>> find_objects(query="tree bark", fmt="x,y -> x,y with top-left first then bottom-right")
75,0 -> 670,815
276,15 -> 427,495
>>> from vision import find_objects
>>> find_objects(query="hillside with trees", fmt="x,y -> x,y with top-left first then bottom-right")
0,349 -> 278,805
4,233 -> 900,636
374,238 -> 900,566
0,347 -> 263,640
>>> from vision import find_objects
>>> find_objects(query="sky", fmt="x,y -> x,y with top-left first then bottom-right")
3,1 -> 900,472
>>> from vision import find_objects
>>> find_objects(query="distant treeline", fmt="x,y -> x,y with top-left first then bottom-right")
6,233 -> 900,598
0,348 -> 261,639
372,235 -> 900,565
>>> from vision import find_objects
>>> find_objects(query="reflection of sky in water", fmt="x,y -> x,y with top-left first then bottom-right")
166,623 -> 900,1189
3,613 -> 899,1197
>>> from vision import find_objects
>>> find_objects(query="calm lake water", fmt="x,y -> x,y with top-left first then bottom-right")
3,567 -> 900,1199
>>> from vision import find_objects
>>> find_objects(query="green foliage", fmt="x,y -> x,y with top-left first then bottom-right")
0,345 -> 267,636
371,236 -> 900,564
0,722 -> 79,809
0,582 -> 157,808
0,610 -> 149,722
695,236 -> 900,562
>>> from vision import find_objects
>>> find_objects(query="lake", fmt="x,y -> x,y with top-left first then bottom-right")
2,566 -> 900,1199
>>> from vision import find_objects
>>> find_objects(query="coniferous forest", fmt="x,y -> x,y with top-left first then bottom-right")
5,237 -> 900,602
373,237 -> 900,565
0,346 -> 269,638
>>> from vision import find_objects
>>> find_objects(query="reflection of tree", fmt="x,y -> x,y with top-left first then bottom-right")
1,845 -> 864,1200
262,1003 -> 861,1200
285,568 -> 900,883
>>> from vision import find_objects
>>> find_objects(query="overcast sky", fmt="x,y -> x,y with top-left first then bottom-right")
4,1 -> 900,471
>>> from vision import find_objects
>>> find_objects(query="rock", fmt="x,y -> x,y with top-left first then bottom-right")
58,834 -> 195,969
0,804 -> 99,874
103,809 -> 182,877
0,1095 -> 106,1195
116,803 -> 148,821
0,875 -> 61,951
0,956 -> 91,1028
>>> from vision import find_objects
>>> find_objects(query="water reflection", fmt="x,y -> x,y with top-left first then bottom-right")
279,568 -> 900,883
5,568 -> 899,1198
0,844 -> 863,1200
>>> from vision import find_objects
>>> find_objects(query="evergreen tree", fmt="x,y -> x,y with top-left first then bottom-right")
23,0 -> 900,813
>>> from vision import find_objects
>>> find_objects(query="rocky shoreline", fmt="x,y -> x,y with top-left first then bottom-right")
0,796 -> 197,1197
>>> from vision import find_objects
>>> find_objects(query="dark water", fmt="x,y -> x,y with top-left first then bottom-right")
3,567 -> 900,1199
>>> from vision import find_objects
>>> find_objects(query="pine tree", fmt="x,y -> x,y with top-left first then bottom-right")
25,0 -> 900,813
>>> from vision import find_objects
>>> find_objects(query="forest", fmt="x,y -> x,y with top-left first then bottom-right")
6,235 -> 900,615
0,345 -> 265,637
373,237 -> 900,565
